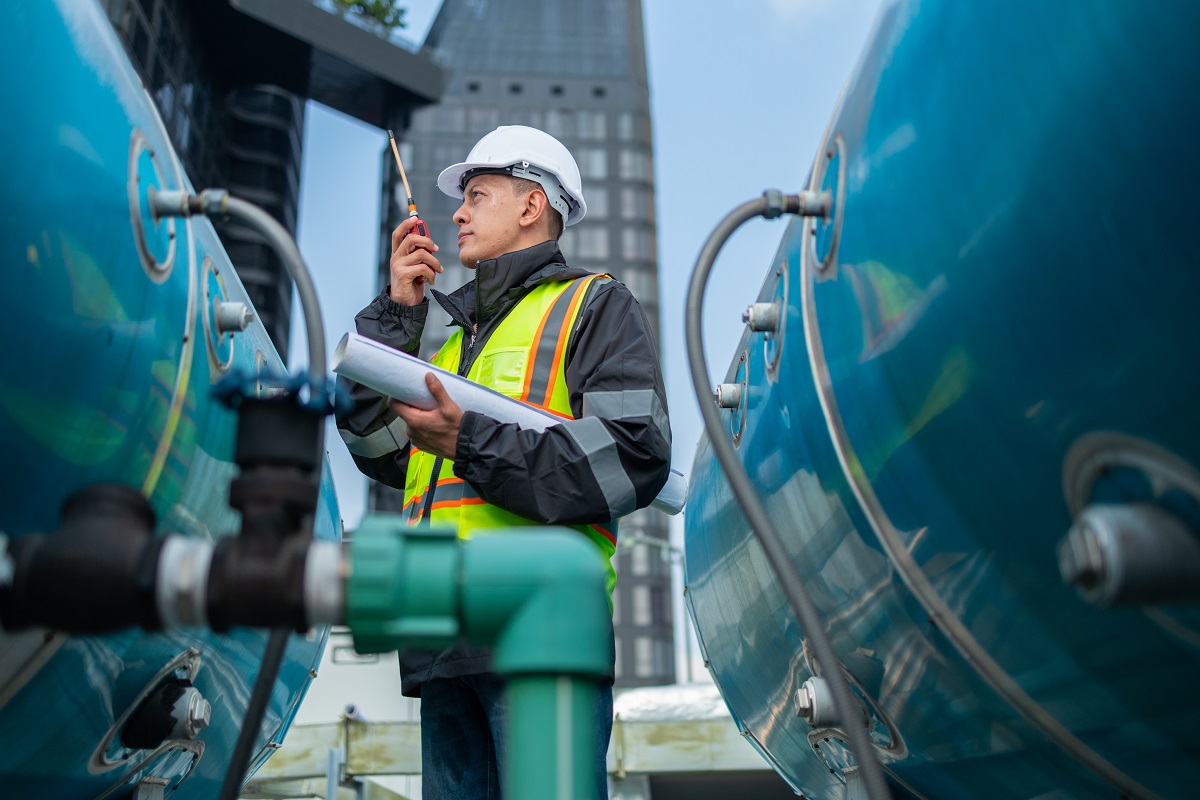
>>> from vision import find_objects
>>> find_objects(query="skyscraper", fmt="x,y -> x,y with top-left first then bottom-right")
374,0 -> 674,687
101,0 -> 444,355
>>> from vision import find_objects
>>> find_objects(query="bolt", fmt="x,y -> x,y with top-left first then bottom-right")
215,301 -> 253,335
715,383 -> 743,409
170,687 -> 211,740
795,685 -> 813,722
1058,519 -> 1106,590
186,692 -> 211,737
743,302 -> 780,333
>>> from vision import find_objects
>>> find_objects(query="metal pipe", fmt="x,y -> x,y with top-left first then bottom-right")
150,189 -> 327,380
1059,503 -> 1200,606
684,192 -> 891,799
221,196 -> 326,379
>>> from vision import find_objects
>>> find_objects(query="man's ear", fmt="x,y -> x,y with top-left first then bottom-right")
518,188 -> 548,231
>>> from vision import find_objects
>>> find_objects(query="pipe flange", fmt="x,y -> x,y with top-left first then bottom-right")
94,740 -> 204,800
88,648 -> 202,775
728,349 -> 749,447
1063,431 -> 1200,517
200,255 -> 236,375
1062,431 -> 1200,605
127,129 -> 176,283
763,261 -> 788,380
805,133 -> 846,278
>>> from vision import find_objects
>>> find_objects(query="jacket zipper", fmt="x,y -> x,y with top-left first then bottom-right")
420,273 -> 482,523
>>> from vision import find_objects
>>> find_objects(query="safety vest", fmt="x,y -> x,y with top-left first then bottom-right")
401,273 -> 618,601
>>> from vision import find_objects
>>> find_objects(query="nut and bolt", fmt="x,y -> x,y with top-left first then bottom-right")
1057,518 -> 1106,591
715,384 -> 743,409
215,301 -> 253,335
742,302 -> 780,333
170,687 -> 211,740
795,684 -> 814,722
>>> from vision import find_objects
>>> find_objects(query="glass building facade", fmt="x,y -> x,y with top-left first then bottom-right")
372,0 -> 674,687
101,0 -> 443,356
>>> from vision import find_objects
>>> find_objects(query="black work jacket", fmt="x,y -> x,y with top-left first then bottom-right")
335,240 -> 671,694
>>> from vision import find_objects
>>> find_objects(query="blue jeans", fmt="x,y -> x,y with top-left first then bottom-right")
420,673 -> 614,800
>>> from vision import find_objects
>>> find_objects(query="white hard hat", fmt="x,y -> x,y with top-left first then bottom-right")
437,125 -> 587,226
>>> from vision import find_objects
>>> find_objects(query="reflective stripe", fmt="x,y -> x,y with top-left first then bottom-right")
522,276 -> 598,408
429,497 -> 489,512
564,416 -> 637,518
520,290 -> 567,406
589,523 -> 616,546
339,416 -> 408,458
401,273 -> 621,604
582,389 -> 670,441
544,275 -> 600,412
404,477 -> 464,516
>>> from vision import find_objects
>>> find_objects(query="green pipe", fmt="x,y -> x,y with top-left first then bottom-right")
507,675 -> 598,800
345,517 -> 611,799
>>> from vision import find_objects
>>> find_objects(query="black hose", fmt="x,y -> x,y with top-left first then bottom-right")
217,628 -> 290,800
684,193 -> 892,799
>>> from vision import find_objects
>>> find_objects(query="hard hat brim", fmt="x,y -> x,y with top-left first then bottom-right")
437,161 -> 586,226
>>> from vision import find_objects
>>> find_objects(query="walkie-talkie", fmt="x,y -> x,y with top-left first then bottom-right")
387,129 -> 429,239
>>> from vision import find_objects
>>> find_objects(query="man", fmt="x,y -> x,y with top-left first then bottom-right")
336,125 -> 672,799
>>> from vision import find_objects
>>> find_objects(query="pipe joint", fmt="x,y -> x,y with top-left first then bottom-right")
463,529 -> 612,679
761,189 -> 787,219
345,517 -> 612,679
0,483 -> 161,633
795,189 -> 833,219
1059,503 -> 1200,606
346,520 -> 461,654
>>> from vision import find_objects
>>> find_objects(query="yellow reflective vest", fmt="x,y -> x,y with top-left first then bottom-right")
401,273 -> 618,600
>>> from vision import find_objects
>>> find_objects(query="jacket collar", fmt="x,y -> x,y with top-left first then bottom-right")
431,240 -> 591,329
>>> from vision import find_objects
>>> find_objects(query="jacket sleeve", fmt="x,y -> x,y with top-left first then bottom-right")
451,279 -> 672,525
333,289 -> 428,490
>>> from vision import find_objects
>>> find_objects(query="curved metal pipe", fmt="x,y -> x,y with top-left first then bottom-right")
221,196 -> 326,379
150,189 -> 327,379
684,192 -> 891,799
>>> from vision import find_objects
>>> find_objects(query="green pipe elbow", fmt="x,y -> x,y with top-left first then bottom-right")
460,528 -> 613,679
343,519 -> 610,799
345,518 -> 612,681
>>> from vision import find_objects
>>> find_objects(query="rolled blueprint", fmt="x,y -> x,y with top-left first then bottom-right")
332,332 -> 687,515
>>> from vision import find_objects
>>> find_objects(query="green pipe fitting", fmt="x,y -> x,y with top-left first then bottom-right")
344,516 -> 613,799
460,527 -> 613,678
345,519 -> 460,653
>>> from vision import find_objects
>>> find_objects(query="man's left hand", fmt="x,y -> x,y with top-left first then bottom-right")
391,373 -> 464,460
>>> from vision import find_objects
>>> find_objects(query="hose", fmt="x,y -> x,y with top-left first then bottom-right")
146,189 -> 327,799
684,191 -> 891,799
217,627 -> 290,800
221,196 -> 327,379
149,189 -> 327,380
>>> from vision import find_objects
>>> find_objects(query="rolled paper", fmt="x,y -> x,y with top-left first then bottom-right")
332,332 -> 687,515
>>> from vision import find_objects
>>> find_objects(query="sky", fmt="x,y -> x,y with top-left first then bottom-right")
289,0 -> 884,702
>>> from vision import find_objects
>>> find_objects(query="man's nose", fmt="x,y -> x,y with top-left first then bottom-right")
453,203 -> 468,225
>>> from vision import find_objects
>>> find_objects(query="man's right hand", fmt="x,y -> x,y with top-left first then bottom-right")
389,217 -> 444,306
